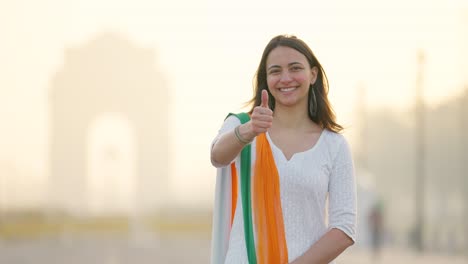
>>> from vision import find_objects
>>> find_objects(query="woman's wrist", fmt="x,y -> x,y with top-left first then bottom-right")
235,123 -> 256,144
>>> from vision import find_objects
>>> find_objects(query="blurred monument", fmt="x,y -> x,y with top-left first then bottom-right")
48,32 -> 168,229
414,50 -> 425,252
353,83 -> 382,250
362,74 -> 468,254
460,8 -> 468,257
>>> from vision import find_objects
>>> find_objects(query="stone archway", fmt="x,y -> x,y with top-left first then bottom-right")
86,112 -> 136,216
49,32 -> 169,217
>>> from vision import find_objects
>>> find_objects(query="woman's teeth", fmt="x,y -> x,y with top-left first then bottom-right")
279,87 -> 296,92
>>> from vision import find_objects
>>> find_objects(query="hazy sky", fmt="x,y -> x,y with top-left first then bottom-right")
0,0 -> 467,209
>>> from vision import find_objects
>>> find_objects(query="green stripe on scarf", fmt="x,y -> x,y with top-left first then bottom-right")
227,113 -> 257,264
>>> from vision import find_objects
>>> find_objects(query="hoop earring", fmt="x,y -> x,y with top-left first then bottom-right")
309,86 -> 317,117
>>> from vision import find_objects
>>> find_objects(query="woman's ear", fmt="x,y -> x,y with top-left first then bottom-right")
310,66 -> 318,85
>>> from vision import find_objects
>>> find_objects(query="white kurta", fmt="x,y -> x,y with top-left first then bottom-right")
211,116 -> 357,264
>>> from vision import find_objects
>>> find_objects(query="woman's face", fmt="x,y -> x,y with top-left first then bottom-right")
265,46 -> 317,109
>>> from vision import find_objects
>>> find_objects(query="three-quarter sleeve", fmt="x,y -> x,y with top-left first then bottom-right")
328,138 -> 357,242
210,115 -> 241,168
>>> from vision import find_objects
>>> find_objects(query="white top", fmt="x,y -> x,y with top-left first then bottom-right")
211,116 -> 357,264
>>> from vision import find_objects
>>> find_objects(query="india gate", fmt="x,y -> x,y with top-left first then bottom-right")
48,32 -> 168,217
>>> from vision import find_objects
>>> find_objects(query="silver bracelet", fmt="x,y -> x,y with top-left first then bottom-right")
234,125 -> 252,145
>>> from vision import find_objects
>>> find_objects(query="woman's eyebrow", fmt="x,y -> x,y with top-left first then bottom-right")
288,62 -> 303,66
267,62 -> 303,71
267,65 -> 281,71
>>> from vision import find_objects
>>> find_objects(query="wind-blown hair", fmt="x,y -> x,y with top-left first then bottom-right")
248,35 -> 343,133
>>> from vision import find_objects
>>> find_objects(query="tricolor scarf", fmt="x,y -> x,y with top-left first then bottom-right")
211,113 -> 288,264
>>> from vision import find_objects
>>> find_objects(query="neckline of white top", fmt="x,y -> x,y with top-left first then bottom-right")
265,129 -> 326,163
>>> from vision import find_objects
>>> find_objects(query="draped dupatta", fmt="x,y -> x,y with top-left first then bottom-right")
211,113 -> 288,264
253,133 -> 288,263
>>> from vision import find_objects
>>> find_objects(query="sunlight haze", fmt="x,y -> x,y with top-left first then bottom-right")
0,0 -> 467,210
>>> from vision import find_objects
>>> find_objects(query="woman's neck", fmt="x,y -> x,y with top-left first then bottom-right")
272,103 -> 316,131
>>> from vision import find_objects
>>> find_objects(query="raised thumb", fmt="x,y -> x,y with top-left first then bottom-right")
261,89 -> 269,108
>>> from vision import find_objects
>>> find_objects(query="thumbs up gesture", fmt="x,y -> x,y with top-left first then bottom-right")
250,89 -> 273,135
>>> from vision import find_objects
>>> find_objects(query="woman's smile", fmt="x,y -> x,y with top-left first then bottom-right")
278,87 -> 298,92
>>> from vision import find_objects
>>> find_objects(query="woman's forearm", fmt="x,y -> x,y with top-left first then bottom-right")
290,228 -> 354,264
211,122 -> 256,167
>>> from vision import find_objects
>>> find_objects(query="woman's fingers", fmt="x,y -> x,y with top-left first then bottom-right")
250,90 -> 274,135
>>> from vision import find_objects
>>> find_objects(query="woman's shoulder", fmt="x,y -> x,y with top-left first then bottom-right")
215,113 -> 243,134
321,129 -> 348,146
223,114 -> 242,124
319,129 -> 351,159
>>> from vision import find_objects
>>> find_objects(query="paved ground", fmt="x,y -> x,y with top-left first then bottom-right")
338,247 -> 467,264
0,234 -> 466,264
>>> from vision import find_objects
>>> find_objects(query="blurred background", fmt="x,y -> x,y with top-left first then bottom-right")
1,0 -> 467,263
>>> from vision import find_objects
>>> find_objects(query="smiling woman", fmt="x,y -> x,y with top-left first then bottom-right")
265,47 -> 315,111
211,35 -> 356,264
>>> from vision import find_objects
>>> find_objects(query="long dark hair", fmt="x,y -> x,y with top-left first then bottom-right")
248,35 -> 343,133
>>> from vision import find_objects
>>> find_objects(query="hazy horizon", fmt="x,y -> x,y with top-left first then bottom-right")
1,0 -> 467,211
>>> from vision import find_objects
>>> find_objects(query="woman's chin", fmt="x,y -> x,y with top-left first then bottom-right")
276,100 -> 299,108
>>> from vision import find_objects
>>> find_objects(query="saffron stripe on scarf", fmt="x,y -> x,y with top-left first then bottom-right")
253,133 -> 288,264
230,163 -> 238,226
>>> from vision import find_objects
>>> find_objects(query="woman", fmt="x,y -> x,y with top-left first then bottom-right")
211,35 -> 356,264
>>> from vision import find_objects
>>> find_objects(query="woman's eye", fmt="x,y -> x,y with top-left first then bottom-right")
291,66 -> 303,71
268,70 -> 280,75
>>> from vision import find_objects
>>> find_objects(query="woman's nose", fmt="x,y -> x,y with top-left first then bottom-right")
280,72 -> 292,83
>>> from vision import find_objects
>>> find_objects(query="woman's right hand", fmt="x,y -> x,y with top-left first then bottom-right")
211,90 -> 273,167
248,89 -> 273,136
